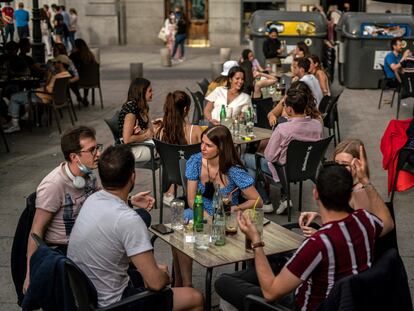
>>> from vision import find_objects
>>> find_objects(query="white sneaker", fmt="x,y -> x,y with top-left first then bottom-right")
262,203 -> 274,213
163,193 -> 174,206
4,124 -> 21,133
21,111 -> 29,120
276,199 -> 293,215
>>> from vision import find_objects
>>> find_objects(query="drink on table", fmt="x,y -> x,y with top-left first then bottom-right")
193,189 -> 204,232
222,196 -> 238,235
212,185 -> 226,246
170,199 -> 185,230
243,208 -> 264,252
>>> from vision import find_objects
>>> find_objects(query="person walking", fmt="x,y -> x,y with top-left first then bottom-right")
68,8 -> 78,49
171,6 -> 187,62
41,4 -> 52,56
14,2 -> 30,40
2,2 -> 14,43
164,11 -> 176,54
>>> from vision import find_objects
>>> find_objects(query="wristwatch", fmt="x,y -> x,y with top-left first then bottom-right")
251,241 -> 265,249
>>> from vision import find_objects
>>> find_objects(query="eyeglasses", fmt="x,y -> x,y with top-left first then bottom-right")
79,143 -> 103,156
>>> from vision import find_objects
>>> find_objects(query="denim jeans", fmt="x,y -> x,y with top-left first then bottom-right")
4,23 -> 14,42
172,33 -> 186,58
8,91 -> 42,118
242,153 -> 272,203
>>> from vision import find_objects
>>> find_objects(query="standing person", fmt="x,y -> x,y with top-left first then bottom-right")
118,78 -> 155,163
60,5 -> 71,49
204,66 -> 252,125
53,5 -> 65,44
171,6 -> 187,62
2,2 -> 14,43
14,3 -> 29,40
68,8 -> 77,49
41,4 -> 52,56
262,26 -> 283,67
308,54 -> 330,96
155,90 -> 203,206
67,145 -> 203,310
173,125 -> 263,287
164,11 -> 176,54
384,37 -> 411,86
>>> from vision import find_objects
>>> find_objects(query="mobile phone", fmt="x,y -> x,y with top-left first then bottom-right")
263,219 -> 271,226
151,224 -> 174,235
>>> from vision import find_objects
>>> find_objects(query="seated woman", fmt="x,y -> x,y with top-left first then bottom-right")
204,66 -> 252,125
252,71 -> 278,99
245,49 -> 264,72
206,60 -> 238,96
293,41 -> 310,59
173,125 -> 263,287
69,38 -> 98,106
155,90 -> 203,205
118,78 -> 154,162
299,139 -> 371,237
308,55 -> 330,97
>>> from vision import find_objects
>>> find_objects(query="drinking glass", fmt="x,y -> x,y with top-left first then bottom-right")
225,211 -> 238,236
170,199 -> 185,230
244,208 -> 264,252
195,224 -> 211,250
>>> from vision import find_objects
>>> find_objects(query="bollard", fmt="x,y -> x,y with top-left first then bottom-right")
211,61 -> 223,80
160,48 -> 172,67
219,48 -> 231,62
130,63 -> 143,81
90,48 -> 100,63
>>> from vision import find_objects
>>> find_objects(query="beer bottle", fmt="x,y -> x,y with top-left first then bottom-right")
193,189 -> 204,232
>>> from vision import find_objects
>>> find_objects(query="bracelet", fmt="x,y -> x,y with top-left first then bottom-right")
251,241 -> 265,249
362,182 -> 373,189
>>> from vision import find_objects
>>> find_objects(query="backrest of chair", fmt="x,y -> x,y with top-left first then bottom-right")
323,93 -> 341,129
78,62 -> 100,87
179,158 -> 188,196
252,97 -> 274,129
285,136 -> 334,183
380,63 -> 386,77
65,261 -> 98,311
104,111 -> 121,145
318,95 -> 331,114
154,139 -> 201,191
52,77 -> 69,105
187,88 -> 204,124
197,78 -> 209,95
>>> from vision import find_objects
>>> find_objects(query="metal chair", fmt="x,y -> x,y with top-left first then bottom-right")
28,77 -> 76,134
256,136 -> 333,221
323,91 -> 343,147
153,139 -> 201,223
104,111 -> 161,209
78,62 -> 104,109
378,64 -> 399,110
252,97 -> 274,130
186,88 -> 204,125
197,78 -> 210,95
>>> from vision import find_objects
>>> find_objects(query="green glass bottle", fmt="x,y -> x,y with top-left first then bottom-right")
193,189 -> 204,232
219,105 -> 226,124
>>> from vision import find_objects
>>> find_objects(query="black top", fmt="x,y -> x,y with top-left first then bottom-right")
176,18 -> 187,35
262,37 -> 281,59
118,100 -> 149,138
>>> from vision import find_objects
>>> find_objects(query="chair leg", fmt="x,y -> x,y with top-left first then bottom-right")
159,167 -> 164,224
336,121 -> 341,143
396,91 -> 401,120
67,106 -> 75,126
391,90 -> 396,108
92,89 -> 95,106
378,89 -> 384,109
52,107 -> 62,134
99,86 -> 104,109
298,181 -> 303,212
287,184 -> 292,222
68,96 -> 77,122
0,127 -> 10,152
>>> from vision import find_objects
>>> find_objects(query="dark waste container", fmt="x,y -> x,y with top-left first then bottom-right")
249,11 -> 327,69
337,12 -> 414,89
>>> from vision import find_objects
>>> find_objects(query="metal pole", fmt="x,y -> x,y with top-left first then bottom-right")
32,0 -> 45,63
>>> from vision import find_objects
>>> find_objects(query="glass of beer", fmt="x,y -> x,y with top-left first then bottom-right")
225,211 -> 238,236
244,209 -> 264,252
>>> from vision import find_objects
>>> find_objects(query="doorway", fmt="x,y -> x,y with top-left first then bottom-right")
165,0 -> 209,46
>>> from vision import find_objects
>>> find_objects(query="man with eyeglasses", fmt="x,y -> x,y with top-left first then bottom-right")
22,126 -> 153,295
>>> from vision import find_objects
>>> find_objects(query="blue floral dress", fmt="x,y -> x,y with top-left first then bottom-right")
184,153 -> 254,219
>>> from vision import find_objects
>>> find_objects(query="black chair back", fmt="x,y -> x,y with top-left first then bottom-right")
375,202 -> 399,261
252,97 -> 274,129
197,78 -> 209,95
153,139 -> 201,192
65,261 -> 99,311
78,62 -> 100,88
318,95 -> 331,114
104,111 -> 121,145
186,88 -> 204,124
275,136 -> 334,186
179,158 -> 188,196
52,77 -> 70,106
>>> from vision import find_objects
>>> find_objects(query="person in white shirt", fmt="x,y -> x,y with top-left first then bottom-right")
204,66 -> 252,125
291,57 -> 323,107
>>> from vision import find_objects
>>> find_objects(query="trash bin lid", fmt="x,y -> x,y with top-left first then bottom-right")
338,12 -> 414,39
250,10 -> 327,37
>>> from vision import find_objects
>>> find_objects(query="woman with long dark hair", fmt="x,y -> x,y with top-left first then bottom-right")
118,78 -> 154,162
309,54 -> 330,96
172,125 -> 263,287
204,66 -> 252,125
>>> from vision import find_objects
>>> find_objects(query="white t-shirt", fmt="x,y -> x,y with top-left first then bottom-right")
205,86 -> 252,121
300,74 -> 323,107
67,190 -> 153,307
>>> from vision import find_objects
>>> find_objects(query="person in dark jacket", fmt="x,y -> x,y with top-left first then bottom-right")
262,27 -> 283,67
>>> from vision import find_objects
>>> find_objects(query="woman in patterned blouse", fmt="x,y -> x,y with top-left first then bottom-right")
118,78 -> 154,162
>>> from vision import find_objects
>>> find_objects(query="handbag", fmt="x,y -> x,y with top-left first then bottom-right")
158,27 -> 167,42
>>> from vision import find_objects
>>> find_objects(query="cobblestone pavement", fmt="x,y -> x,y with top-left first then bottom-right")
1,45 -> 413,310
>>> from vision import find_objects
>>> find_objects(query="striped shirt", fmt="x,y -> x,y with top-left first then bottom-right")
286,209 -> 383,311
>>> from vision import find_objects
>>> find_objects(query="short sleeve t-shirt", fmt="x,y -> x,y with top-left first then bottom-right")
205,86 -> 252,121
286,209 -> 383,311
67,190 -> 153,307
36,162 -> 100,244
300,74 -> 323,106
118,100 -> 149,140
384,52 -> 402,79
2,7 -> 14,25
185,152 -> 254,215
14,9 -> 29,27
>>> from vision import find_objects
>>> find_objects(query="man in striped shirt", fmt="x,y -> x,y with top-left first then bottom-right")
215,147 -> 394,311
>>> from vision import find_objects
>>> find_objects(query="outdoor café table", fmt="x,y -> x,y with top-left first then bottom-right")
149,221 -> 304,310
233,127 -> 272,145
0,77 -> 41,90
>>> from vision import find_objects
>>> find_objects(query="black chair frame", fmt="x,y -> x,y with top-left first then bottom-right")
186,88 -> 204,125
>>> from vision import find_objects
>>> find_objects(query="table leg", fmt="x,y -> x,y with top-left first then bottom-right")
205,267 -> 213,310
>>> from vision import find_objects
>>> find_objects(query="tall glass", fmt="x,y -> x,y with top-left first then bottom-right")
195,223 -> 211,250
244,208 -> 264,252
225,211 -> 238,236
170,199 -> 185,230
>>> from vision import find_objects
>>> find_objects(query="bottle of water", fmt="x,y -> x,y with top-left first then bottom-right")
212,185 -> 226,246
